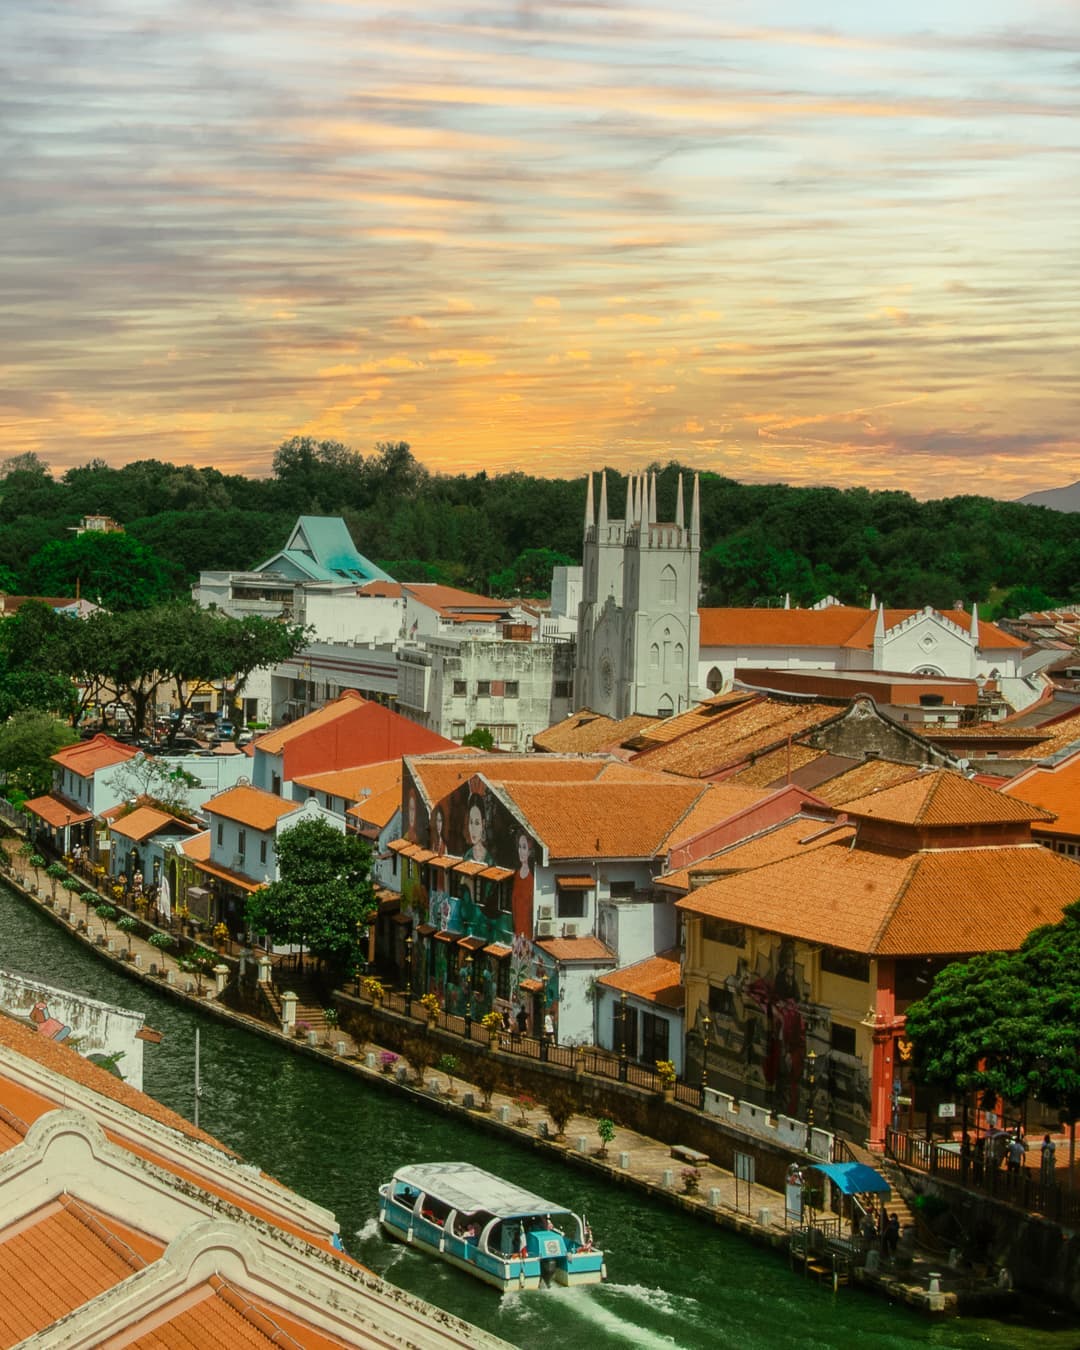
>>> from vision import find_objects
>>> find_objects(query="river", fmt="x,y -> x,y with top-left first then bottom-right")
1,882 -> 1075,1349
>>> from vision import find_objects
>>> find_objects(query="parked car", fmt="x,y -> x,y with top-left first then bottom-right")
213,721 -> 237,742
158,736 -> 204,753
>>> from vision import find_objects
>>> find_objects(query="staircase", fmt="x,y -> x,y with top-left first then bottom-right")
845,1140 -> 949,1254
262,973 -> 332,1035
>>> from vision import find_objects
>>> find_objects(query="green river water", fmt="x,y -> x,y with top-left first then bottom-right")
1,882 -> 1076,1350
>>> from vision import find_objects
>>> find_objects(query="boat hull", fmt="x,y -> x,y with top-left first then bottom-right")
379,1209 -> 542,1292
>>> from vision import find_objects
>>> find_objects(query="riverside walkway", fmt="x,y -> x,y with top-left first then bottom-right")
0,843 -> 988,1318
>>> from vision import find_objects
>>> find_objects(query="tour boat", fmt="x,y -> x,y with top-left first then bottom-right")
378,1162 -> 606,1292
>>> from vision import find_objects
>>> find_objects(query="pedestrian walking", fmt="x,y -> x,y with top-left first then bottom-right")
1007,1132 -> 1026,1175
885,1212 -> 900,1259
1041,1134 -> 1057,1187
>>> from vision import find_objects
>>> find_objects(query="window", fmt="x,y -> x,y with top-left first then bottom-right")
216,823 -> 223,847
272,773 -> 282,796
703,918 -> 745,947
660,564 -> 677,605
451,720 -> 466,738
708,984 -> 734,1018
649,643 -> 660,670
477,680 -> 491,697
830,1023 -> 857,1056
821,947 -> 870,983
237,829 -> 246,859
609,880 -> 635,899
557,889 -> 586,918
260,839 -> 267,865
641,1012 -> 669,1065
495,956 -> 510,1000
553,680 -> 572,699
453,680 -> 467,697
505,681 -> 519,698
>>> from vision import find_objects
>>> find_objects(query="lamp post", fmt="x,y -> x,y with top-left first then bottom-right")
540,971 -> 550,1061
619,989 -> 629,1082
463,955 -> 474,1039
403,935 -> 414,1016
807,1050 -> 817,1132
128,847 -> 138,890
701,1013 -> 712,1105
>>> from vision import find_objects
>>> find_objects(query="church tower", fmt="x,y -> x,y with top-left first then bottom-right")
574,470 -> 700,717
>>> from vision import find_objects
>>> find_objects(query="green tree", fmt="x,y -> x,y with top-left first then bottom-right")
0,711 -> 77,798
461,727 -> 494,751
245,817 -> 375,973
26,532 -> 177,610
488,547 -> 576,598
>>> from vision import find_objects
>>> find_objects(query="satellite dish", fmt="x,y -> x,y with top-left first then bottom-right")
957,758 -> 970,770
237,775 -> 251,786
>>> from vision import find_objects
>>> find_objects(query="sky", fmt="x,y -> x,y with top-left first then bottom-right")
2,1 -> 1079,499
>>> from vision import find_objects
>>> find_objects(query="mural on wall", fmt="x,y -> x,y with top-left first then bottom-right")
398,767 -> 558,1034
695,937 -> 870,1134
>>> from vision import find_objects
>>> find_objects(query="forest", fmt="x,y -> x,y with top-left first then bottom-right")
0,440 -> 1076,619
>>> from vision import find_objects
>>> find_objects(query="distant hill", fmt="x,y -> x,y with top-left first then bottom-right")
1017,481 -> 1080,513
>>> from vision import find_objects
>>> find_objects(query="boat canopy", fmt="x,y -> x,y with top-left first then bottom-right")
392,1163 -> 573,1220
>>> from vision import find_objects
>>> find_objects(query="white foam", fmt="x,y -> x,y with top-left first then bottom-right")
355,1217 -> 381,1242
556,1287 -> 682,1349
602,1282 -> 699,1319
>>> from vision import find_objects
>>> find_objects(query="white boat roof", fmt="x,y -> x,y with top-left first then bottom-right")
392,1163 -> 573,1220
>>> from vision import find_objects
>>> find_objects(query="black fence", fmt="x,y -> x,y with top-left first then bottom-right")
886,1126 -> 1080,1225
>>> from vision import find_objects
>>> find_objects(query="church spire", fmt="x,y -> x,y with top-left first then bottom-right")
625,474 -> 635,526
649,472 -> 658,524
690,472 -> 700,542
675,474 -> 685,529
598,470 -> 609,527
584,473 -> 594,530
970,601 -> 979,640
639,471 -> 648,531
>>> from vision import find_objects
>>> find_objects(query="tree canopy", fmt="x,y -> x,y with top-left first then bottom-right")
0,711 -> 77,800
905,902 -> 1080,1120
244,817 -> 376,972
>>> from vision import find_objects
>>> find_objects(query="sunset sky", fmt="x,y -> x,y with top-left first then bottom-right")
3,1 -> 1078,498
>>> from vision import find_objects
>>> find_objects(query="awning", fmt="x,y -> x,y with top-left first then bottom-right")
391,912 -> 413,926
457,935 -> 486,952
415,924 -> 436,937
191,858 -> 265,894
519,978 -> 544,993
484,943 -> 512,958
812,1163 -> 890,1196
434,929 -> 459,943
453,860 -> 488,878
555,874 -> 594,890
23,796 -> 93,829
480,865 -> 513,882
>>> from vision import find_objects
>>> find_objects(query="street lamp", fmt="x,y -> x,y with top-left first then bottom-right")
619,990 -> 629,1082
404,936 -> 414,1016
701,1013 -> 712,1100
463,955 -> 474,1038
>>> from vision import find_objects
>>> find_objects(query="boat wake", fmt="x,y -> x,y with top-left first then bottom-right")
601,1282 -> 700,1319
354,1218 -> 380,1242
553,1287 -> 684,1349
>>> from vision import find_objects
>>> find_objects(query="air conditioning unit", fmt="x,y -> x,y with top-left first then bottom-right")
232,854 -> 245,869
562,923 -> 578,938
537,920 -> 554,938
538,904 -> 553,919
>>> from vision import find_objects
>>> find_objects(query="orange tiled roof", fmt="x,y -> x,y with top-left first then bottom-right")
23,795 -> 94,827
504,779 -> 706,858
108,805 -> 198,842
628,692 -> 756,748
677,836 -> 1080,957
841,769 -> 1053,827
254,690 -> 367,754
407,754 -> 612,808
356,580 -> 403,598
1003,754 -> 1080,838
598,950 -> 684,1008
533,710 -> 658,754
729,744 -> 826,788
403,583 -> 511,619
632,699 -> 835,778
535,936 -> 615,963
51,733 -> 141,776
204,785 -> 302,830
346,783 -> 401,831
698,605 -> 1026,651
292,758 -> 401,801
810,758 -> 921,805
663,782 -> 771,849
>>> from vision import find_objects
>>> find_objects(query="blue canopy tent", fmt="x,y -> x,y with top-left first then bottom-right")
812,1162 -> 890,1195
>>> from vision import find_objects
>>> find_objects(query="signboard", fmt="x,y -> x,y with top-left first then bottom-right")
735,1152 -> 755,1183
937,1103 -> 956,1119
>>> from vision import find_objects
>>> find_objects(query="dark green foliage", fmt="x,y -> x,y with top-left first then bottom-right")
461,727 -> 494,751
0,444 -> 1078,610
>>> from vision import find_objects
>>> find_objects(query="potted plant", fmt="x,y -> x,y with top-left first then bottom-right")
95,903 -> 117,945
513,1093 -> 536,1127
656,1059 -> 677,1099
212,921 -> 230,953
418,991 -> 440,1024
596,1117 -> 616,1159
323,1006 -> 339,1045
117,916 -> 138,959
480,1009 -> 502,1046
681,1167 -> 701,1197
378,1050 -> 398,1075
363,975 -> 385,1005
46,860 -> 67,906
437,1053 -> 459,1096
294,1018 -> 312,1041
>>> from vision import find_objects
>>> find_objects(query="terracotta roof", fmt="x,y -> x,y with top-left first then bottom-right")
346,783 -> 401,831
1003,754 -> 1080,838
503,779 -> 706,858
535,937 -> 616,963
204,786 -> 302,830
356,580 -> 403,598
407,754 -> 613,808
51,733 -> 141,776
841,769 -> 1053,827
403,583 -> 511,620
729,744 -> 825,788
533,710 -> 658,754
598,950 -> 684,1008
677,837 -> 1080,957
698,606 -> 1025,651
663,782 -> 771,849
108,805 -> 198,842
628,692 -> 756,748
255,692 -> 368,753
810,759 -> 921,805
23,795 -> 94,827
291,759 -> 401,801
632,699 -> 835,778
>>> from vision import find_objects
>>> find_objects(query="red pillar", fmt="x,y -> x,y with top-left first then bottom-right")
868,959 -> 901,1152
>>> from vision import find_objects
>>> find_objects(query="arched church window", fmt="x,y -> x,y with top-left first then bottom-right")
660,565 -> 677,605
706,667 -> 724,693
674,642 -> 684,668
650,643 -> 660,670
658,695 -> 674,717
